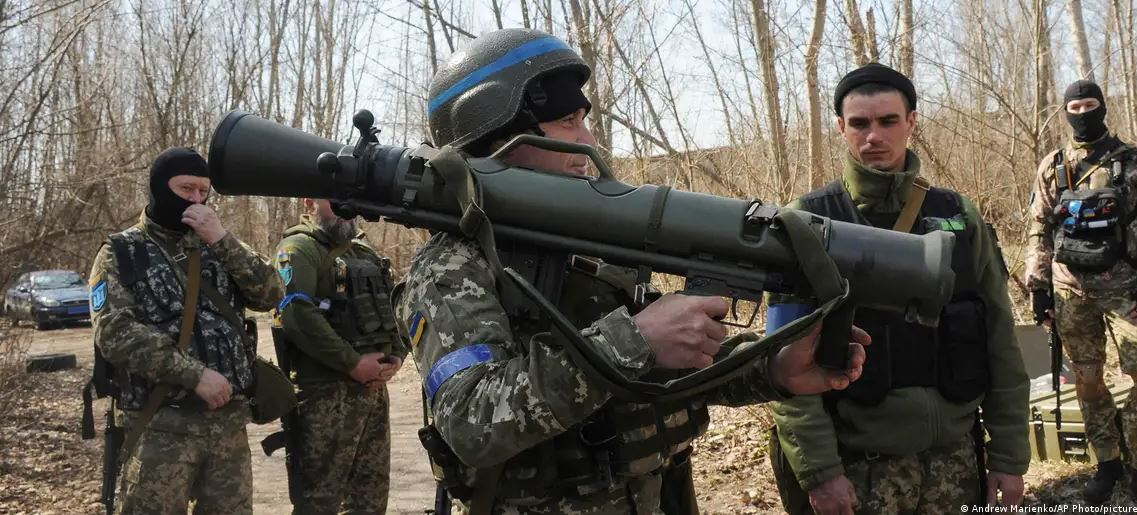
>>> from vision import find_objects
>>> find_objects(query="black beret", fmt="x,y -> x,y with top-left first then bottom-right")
833,63 -> 917,116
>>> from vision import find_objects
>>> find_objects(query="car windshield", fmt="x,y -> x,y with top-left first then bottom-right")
33,272 -> 84,290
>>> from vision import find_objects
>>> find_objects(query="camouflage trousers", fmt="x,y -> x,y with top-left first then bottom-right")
292,380 -> 390,515
842,434 -> 980,514
771,432 -> 979,515
116,402 -> 253,515
1055,287 -> 1137,466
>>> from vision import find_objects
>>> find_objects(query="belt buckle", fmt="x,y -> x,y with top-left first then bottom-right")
173,252 -> 187,262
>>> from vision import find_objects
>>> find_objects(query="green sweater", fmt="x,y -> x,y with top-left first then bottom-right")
771,152 -> 1031,490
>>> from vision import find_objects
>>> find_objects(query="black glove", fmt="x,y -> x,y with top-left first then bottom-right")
1032,289 -> 1054,325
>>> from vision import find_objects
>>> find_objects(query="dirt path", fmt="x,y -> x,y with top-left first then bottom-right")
24,320 -> 436,514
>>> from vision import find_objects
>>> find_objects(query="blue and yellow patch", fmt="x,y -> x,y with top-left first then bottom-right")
408,311 -> 426,348
90,279 -> 107,312
276,250 -> 293,285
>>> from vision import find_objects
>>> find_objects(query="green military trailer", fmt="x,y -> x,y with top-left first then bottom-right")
1018,324 -> 1132,462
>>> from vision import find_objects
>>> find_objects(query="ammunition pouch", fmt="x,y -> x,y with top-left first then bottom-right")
1052,188 -> 1129,272
327,256 -> 399,348
837,296 -> 987,406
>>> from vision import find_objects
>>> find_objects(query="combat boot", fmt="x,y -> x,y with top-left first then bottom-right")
1085,459 -> 1123,505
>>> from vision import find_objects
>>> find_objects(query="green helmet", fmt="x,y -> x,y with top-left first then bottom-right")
427,28 -> 591,155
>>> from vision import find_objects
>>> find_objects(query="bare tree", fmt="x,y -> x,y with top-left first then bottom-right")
844,0 -> 870,65
566,0 -> 609,158
807,0 -> 827,189
750,0 -> 790,200
1066,0 -> 1095,80
422,0 -> 439,73
865,7 -> 881,62
899,0 -> 914,76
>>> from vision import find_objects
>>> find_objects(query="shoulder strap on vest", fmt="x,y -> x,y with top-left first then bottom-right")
892,177 -> 930,233
107,229 -> 149,287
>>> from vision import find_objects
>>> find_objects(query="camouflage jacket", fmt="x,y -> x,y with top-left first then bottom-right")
1025,135 -> 1137,297
274,215 -> 407,383
90,214 -> 283,411
396,232 -> 788,512
772,153 -> 1030,490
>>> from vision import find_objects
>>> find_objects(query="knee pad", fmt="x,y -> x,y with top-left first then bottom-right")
1073,362 -> 1105,384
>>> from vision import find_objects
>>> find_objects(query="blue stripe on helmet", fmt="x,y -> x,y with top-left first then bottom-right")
428,36 -> 572,116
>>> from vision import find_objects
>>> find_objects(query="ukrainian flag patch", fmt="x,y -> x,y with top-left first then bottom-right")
409,311 -> 426,348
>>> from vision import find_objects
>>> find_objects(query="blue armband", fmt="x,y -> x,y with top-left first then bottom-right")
767,303 -> 815,332
426,344 -> 497,403
278,292 -> 319,312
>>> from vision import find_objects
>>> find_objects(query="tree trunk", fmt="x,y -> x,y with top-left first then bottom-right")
491,0 -> 504,29
1066,0 -> 1095,80
1034,0 -> 1050,161
520,0 -> 532,28
566,0 -> 609,159
865,7 -> 880,62
899,0 -> 914,76
422,0 -> 439,74
750,0 -> 791,200
807,0 -> 827,189
844,0 -> 869,65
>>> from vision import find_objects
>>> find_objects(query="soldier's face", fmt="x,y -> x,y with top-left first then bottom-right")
1066,97 -> 1101,114
837,92 -> 916,172
309,199 -> 358,240
167,175 -> 211,204
499,108 -> 597,177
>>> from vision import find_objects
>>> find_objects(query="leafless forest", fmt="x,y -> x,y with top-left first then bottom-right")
0,0 -> 1128,310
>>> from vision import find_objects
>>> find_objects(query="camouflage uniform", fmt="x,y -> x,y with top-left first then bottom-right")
842,434 -> 978,514
274,215 -> 406,514
1025,137 -> 1137,467
770,153 -> 1030,514
90,213 -> 283,515
396,232 -> 790,513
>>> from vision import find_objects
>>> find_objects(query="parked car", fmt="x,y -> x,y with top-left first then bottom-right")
4,270 -> 91,329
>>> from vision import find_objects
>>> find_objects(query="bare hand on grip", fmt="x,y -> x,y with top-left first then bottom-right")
770,324 -> 871,395
808,474 -> 857,515
633,293 -> 729,369
349,352 -> 387,384
194,368 -> 233,410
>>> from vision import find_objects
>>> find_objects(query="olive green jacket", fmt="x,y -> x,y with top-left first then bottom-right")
771,152 -> 1031,490
274,216 -> 408,383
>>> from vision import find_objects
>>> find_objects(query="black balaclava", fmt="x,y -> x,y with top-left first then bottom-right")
146,147 -> 209,233
467,70 -> 592,157
1064,80 -> 1108,143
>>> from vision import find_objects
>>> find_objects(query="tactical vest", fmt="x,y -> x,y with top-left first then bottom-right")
1050,144 -> 1137,272
798,181 -> 989,406
100,227 -> 255,410
282,231 -> 401,349
328,251 -> 399,348
423,254 -> 709,502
